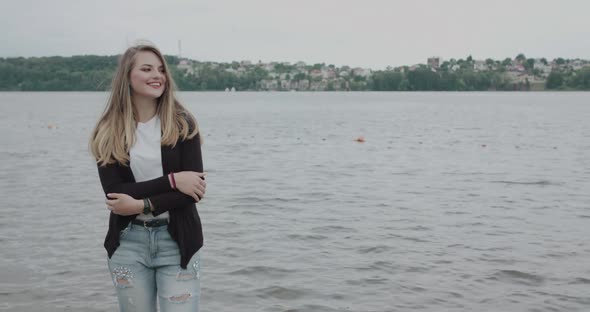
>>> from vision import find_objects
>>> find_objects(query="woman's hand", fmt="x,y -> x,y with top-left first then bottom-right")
172,171 -> 207,202
106,193 -> 143,216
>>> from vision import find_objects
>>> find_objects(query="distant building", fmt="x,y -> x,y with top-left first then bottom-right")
427,57 -> 440,69
571,59 -> 584,71
260,79 -> 278,90
289,80 -> 300,90
322,69 -> 336,79
280,80 -> 290,90
176,59 -> 194,75
298,79 -> 310,90
533,59 -> 552,76
263,64 -> 274,71
310,79 -> 328,91
395,66 -> 407,73
507,64 -> 526,72
236,67 -> 247,77
329,78 -> 343,90
473,60 -> 487,71
352,67 -> 371,78
310,69 -> 323,79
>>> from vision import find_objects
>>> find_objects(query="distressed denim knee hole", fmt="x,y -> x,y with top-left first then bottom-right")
112,266 -> 134,288
168,293 -> 191,303
176,258 -> 200,280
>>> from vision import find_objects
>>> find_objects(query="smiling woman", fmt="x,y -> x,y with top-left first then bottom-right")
130,52 -> 167,99
88,42 -> 207,312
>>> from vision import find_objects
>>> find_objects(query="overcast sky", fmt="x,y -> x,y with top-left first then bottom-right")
1,0 -> 589,69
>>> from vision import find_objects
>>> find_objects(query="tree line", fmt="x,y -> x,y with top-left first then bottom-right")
0,55 -> 588,91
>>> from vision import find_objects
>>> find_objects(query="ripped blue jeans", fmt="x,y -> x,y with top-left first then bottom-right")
107,223 -> 201,312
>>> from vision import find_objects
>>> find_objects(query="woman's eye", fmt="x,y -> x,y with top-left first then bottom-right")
142,68 -> 150,72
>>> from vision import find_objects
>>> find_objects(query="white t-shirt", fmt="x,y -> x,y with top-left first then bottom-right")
130,114 -> 169,221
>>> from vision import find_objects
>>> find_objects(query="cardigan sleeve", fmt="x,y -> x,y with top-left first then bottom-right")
149,131 -> 204,216
97,162 -> 173,199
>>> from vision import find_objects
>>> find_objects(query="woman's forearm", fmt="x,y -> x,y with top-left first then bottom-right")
148,132 -> 204,215
97,162 -> 173,199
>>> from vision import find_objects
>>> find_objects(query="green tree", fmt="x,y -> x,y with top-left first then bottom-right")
311,63 -> 324,70
370,71 -> 403,91
546,71 -> 564,89
525,58 -> 535,71
407,68 -> 440,90
569,67 -> 590,90
398,79 -> 410,91
293,72 -> 306,80
326,81 -> 334,91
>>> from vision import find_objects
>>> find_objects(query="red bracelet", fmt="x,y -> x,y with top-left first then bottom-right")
169,172 -> 177,189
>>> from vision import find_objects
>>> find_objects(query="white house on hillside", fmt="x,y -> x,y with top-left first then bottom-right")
473,60 -> 487,71
533,59 -> 552,76
176,59 -> 194,75
352,67 -> 372,77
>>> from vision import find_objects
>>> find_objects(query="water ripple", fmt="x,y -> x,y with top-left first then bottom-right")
3,92 -> 590,312
490,269 -> 546,286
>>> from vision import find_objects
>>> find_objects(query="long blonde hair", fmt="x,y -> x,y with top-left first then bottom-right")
89,43 -> 199,166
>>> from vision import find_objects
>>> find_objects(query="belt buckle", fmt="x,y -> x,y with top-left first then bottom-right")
143,220 -> 150,228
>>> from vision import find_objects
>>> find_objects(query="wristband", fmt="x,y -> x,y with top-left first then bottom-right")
169,172 -> 177,189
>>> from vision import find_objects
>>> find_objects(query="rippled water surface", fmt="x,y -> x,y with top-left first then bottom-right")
1,92 -> 589,312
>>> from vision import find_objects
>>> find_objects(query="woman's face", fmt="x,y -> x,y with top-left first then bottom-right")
129,51 -> 167,99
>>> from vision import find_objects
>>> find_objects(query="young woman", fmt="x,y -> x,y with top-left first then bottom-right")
89,43 -> 206,312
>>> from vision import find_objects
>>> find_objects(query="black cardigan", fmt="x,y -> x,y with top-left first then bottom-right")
97,128 -> 203,269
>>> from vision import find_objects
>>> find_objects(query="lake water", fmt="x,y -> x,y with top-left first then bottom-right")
0,92 -> 589,312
